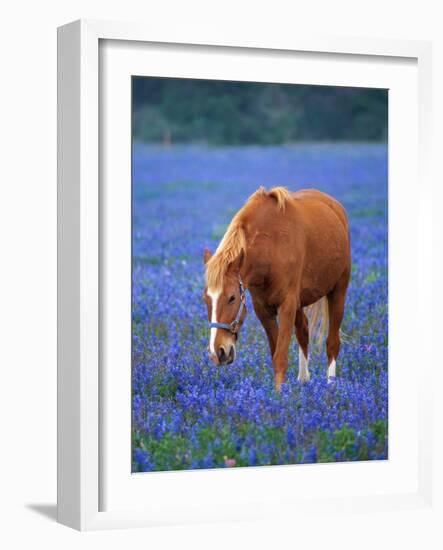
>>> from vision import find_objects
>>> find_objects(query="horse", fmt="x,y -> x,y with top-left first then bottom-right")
203,186 -> 351,390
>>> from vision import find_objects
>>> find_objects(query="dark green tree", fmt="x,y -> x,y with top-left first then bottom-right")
132,77 -> 387,145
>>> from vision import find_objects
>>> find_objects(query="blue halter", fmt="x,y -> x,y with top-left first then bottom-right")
209,277 -> 246,334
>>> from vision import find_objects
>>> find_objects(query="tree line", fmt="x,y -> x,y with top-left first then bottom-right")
133,76 -> 387,145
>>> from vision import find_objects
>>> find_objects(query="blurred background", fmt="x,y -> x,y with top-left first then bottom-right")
133,77 -> 387,145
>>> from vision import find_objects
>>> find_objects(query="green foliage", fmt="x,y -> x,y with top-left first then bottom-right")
132,420 -> 388,471
315,421 -> 388,463
133,77 -> 388,145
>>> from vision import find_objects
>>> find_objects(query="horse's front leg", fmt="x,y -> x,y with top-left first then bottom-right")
273,296 -> 298,391
252,299 -> 279,357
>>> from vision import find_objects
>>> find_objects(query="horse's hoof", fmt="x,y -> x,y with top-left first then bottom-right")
297,374 -> 310,384
327,376 -> 336,385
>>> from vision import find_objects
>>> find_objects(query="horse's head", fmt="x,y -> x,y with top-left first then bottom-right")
203,248 -> 247,365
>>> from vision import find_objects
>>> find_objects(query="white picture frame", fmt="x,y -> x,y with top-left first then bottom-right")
57,19 -> 434,531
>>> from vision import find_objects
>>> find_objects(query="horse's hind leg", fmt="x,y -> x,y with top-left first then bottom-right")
326,271 -> 349,382
295,309 -> 310,383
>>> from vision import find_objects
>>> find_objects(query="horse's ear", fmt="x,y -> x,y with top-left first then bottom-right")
203,248 -> 212,265
230,250 -> 245,273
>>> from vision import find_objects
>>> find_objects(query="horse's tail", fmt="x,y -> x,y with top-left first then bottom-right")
304,296 -> 329,351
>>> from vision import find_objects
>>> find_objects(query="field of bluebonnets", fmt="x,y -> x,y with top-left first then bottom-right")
132,143 -> 388,472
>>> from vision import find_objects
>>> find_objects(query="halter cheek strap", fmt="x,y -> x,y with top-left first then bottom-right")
209,278 -> 246,335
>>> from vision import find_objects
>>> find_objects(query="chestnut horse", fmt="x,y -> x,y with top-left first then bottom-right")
203,187 -> 351,389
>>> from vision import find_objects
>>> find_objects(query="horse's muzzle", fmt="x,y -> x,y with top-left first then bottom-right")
216,344 -> 236,365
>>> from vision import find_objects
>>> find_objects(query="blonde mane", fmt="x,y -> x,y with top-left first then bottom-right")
205,217 -> 246,291
257,186 -> 292,212
205,187 -> 292,291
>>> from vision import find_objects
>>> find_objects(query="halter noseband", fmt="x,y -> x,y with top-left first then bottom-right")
209,277 -> 246,335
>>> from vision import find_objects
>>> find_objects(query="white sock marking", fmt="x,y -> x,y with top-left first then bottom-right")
298,348 -> 310,382
208,288 -> 221,355
328,359 -> 336,381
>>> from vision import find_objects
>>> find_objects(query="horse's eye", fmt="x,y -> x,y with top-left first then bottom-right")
228,295 -> 236,304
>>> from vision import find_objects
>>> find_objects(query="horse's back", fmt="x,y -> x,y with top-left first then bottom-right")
292,188 -> 349,234
245,187 -> 350,255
